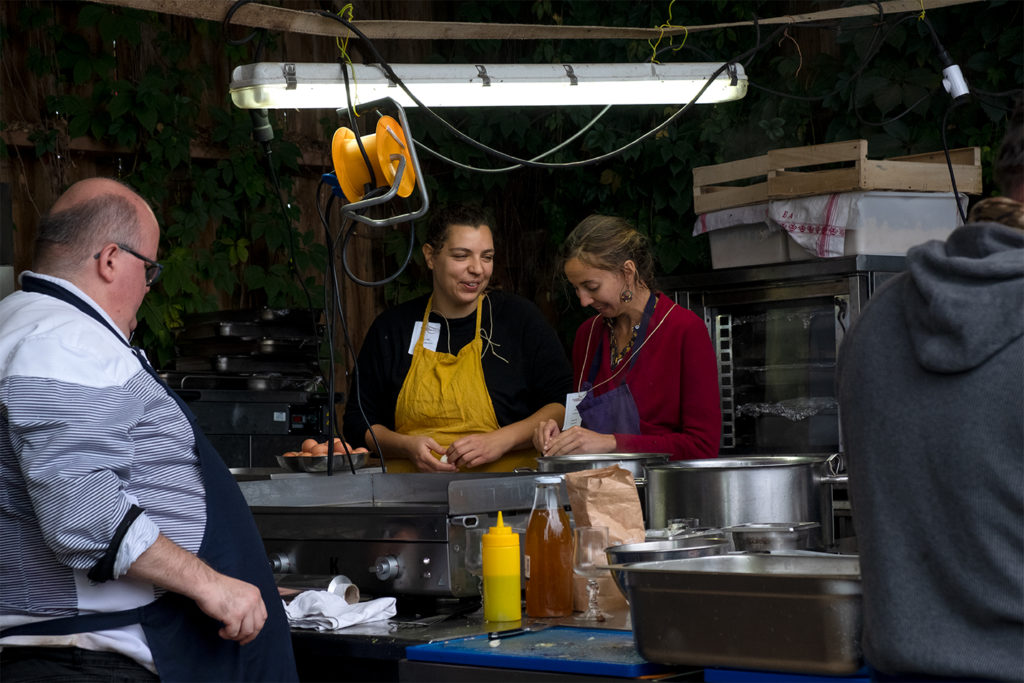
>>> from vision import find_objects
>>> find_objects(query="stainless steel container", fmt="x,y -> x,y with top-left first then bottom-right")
537,453 -> 669,526
645,455 -> 846,546
611,553 -> 862,675
536,453 -> 669,484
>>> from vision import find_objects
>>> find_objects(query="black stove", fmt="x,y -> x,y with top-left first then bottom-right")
160,308 -> 336,468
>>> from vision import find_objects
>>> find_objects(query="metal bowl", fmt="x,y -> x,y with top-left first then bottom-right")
605,535 -> 731,565
276,451 -> 367,473
724,522 -> 821,552
605,535 -> 730,597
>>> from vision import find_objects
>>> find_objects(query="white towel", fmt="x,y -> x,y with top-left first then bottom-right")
768,192 -> 854,258
284,591 -> 397,631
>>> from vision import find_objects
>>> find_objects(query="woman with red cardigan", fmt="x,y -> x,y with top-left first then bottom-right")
534,215 -> 721,460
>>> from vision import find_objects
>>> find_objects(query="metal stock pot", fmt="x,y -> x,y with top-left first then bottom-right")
536,453 -> 670,525
645,455 -> 847,546
535,453 -> 670,485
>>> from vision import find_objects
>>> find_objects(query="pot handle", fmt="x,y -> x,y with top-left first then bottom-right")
815,452 -> 848,488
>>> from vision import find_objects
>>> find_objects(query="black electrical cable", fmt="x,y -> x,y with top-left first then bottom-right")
315,9 -> 786,171
339,216 -> 417,287
414,104 -> 613,174
339,60 -> 378,194
854,87 -> 939,127
252,127 -> 316,314
744,15 -> 760,70
316,185 -> 357,476
941,97 -> 970,224
223,0 -> 266,60
315,178 -> 387,472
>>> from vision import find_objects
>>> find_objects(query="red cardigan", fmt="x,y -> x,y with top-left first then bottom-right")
571,292 -> 721,460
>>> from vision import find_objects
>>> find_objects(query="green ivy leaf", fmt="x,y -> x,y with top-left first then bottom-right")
73,59 -> 92,85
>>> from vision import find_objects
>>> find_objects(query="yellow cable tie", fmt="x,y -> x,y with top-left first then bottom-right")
336,4 -> 354,55
335,4 -> 360,118
917,0 -> 926,20
649,0 -> 679,64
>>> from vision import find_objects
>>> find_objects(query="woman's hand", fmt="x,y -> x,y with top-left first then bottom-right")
446,432 -> 509,469
403,434 -> 458,472
539,425 -> 617,457
533,419 -> 561,453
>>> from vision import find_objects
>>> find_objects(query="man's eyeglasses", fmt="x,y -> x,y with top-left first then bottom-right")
94,243 -> 163,287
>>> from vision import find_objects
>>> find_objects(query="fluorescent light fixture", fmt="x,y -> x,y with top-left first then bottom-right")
229,62 -> 747,109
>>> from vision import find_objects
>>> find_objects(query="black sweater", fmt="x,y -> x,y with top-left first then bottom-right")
343,291 -> 572,447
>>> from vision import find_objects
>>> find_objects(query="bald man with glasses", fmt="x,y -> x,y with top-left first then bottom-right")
0,178 -> 297,682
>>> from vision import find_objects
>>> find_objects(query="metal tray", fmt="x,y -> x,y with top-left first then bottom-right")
611,553 -> 862,675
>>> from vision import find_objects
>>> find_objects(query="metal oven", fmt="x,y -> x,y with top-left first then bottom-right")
665,255 -> 905,548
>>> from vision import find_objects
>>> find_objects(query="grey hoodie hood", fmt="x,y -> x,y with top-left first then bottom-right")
903,222 -> 1024,373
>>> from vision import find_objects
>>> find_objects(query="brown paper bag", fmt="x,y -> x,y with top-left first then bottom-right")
564,466 -> 646,611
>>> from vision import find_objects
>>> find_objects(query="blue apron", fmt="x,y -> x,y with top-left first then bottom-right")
576,293 -> 658,435
1,276 -> 297,682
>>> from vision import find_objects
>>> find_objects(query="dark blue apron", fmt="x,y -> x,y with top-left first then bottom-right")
1,276 -> 297,682
576,293 -> 658,435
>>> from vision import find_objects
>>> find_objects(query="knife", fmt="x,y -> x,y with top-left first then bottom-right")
487,623 -> 552,640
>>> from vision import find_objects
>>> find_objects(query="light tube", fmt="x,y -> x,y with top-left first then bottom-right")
229,62 -> 747,109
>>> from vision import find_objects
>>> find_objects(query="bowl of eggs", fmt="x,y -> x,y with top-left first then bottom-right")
277,438 -> 370,473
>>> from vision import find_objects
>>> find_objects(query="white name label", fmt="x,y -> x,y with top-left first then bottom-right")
562,391 -> 587,430
409,321 -> 441,354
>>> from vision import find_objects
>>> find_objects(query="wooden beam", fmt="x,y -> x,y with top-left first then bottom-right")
85,0 -> 984,41
2,126 -> 330,168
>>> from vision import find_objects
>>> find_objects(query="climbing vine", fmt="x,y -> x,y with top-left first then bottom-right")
3,0 -> 1021,357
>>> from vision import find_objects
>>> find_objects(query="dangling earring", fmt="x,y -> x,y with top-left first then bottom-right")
620,289 -> 633,303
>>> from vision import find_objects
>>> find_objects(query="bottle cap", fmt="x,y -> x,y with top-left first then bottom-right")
483,511 -> 519,548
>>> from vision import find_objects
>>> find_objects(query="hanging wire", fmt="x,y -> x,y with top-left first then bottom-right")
315,178 -> 387,472
313,9 -> 782,171
414,104 -> 613,174
941,98 -> 970,224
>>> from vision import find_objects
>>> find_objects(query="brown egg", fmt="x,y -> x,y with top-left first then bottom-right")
311,443 -> 329,456
301,438 -> 318,453
283,451 -> 300,458
352,447 -> 370,454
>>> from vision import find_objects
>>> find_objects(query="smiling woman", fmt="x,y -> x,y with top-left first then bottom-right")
342,205 -> 573,474
533,214 -> 722,461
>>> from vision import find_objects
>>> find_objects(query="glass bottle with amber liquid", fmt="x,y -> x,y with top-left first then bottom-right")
524,475 -> 573,617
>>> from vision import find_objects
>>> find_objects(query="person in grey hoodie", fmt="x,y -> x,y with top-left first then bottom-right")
838,106 -> 1023,681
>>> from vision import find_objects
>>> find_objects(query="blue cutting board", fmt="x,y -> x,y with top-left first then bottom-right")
405,626 -> 665,677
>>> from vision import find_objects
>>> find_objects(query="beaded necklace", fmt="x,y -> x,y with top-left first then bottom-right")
607,317 -> 641,367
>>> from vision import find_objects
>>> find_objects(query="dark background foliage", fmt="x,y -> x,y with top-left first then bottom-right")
2,0 -> 1021,366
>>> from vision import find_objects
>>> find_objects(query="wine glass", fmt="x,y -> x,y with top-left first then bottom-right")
464,527 -> 486,594
573,526 -> 610,622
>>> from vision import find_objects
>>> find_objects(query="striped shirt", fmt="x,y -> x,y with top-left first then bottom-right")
0,272 -> 206,669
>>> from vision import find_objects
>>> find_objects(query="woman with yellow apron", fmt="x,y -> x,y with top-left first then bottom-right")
342,205 -> 572,473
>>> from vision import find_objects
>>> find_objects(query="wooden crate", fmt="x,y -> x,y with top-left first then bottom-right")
693,139 -> 982,215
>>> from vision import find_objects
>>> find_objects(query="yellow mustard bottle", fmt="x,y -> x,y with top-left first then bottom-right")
482,511 -> 522,623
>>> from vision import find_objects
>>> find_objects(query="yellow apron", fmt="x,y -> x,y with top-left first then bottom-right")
390,295 -> 539,473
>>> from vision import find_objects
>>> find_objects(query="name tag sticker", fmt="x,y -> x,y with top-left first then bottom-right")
409,321 -> 441,354
563,391 -> 587,430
